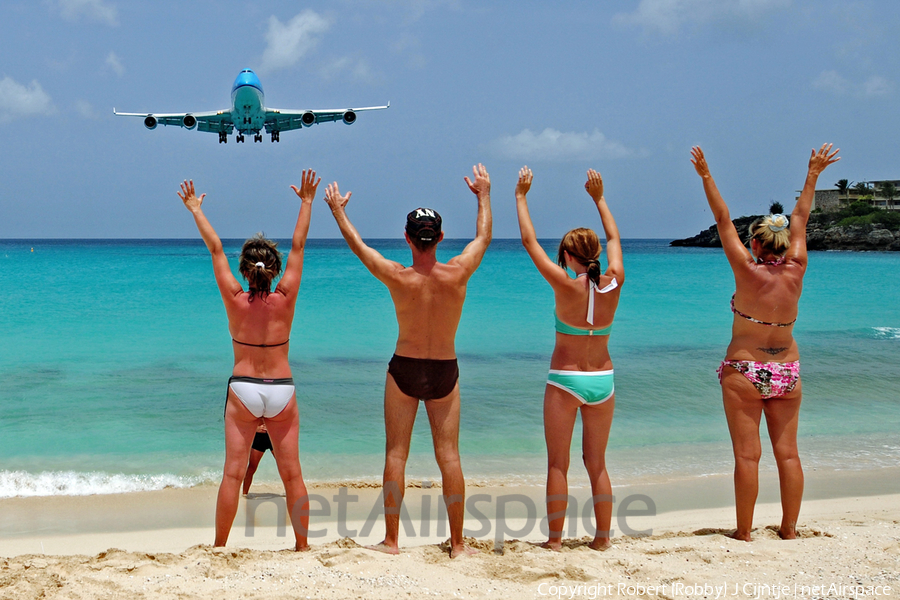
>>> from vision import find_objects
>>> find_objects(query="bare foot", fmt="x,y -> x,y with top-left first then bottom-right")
449,544 -> 479,558
778,527 -> 798,540
294,543 -> 311,552
366,541 -> 400,555
541,541 -> 562,552
728,530 -> 752,542
589,538 -> 612,551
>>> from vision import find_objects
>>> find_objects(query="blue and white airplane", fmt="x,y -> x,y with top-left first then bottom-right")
114,69 -> 389,143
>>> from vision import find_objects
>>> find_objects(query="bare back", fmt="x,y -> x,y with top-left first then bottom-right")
551,273 -> 621,372
384,261 -> 471,359
728,259 -> 804,361
224,290 -> 296,379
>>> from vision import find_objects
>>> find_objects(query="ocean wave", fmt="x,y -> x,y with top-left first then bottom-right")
0,470 -> 218,498
871,327 -> 900,340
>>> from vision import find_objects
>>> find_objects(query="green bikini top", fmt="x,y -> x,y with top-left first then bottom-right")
554,274 -> 618,337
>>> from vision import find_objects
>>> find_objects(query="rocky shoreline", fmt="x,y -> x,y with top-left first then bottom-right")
671,215 -> 900,251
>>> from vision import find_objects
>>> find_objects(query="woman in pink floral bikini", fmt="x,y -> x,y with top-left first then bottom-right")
690,144 -> 840,541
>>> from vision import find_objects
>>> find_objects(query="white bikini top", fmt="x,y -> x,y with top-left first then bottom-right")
576,273 -> 619,325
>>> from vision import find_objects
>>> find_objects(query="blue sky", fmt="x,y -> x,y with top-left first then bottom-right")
1,0 -> 897,240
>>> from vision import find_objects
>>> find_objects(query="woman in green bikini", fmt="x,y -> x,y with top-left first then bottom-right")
515,167 -> 624,551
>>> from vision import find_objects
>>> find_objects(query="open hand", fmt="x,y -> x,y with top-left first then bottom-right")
291,169 -> 322,203
690,146 -> 711,179
585,169 -> 604,201
177,180 -> 205,213
516,166 -> 533,197
324,182 -> 351,213
464,163 -> 491,197
808,143 -> 840,177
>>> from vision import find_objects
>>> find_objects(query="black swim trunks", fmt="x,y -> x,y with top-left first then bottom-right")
387,354 -> 459,400
251,431 -> 272,453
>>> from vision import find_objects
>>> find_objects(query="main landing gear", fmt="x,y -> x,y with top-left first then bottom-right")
218,131 -> 227,144
254,133 -> 262,143
270,131 -> 280,142
236,134 -> 245,143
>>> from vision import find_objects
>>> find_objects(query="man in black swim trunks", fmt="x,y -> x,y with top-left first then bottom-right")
242,422 -> 272,495
324,165 -> 492,558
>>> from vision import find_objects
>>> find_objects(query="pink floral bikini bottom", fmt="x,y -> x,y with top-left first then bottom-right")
717,360 -> 800,399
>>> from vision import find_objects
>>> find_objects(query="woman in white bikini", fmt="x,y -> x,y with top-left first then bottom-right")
690,144 -> 840,541
515,167 -> 623,551
179,170 -> 321,550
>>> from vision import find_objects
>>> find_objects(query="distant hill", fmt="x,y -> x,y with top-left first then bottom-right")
671,213 -> 900,251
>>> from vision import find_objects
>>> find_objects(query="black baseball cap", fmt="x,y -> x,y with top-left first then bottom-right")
406,207 -> 442,242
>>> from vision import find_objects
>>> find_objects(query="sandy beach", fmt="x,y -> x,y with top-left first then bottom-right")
2,470 -> 898,599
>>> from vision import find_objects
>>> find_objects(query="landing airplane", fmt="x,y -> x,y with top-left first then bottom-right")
114,69 -> 389,143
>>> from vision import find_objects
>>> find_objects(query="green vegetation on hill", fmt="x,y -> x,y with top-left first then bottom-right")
811,201 -> 900,230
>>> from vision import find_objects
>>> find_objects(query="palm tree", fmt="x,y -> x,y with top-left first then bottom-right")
879,181 -> 897,208
769,201 -> 784,214
835,179 -> 853,202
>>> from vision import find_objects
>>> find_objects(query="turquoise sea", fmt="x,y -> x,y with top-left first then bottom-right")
1,239 -> 898,497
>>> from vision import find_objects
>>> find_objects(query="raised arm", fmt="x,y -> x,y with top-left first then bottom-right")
323,182 -> 403,284
178,180 -> 242,300
690,146 -> 753,270
276,169 -> 320,299
786,144 -> 840,262
449,163 -> 493,274
585,169 -> 624,282
514,166 -> 570,287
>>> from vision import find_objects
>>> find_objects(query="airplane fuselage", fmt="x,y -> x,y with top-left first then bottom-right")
114,68 -> 388,143
231,70 -> 266,134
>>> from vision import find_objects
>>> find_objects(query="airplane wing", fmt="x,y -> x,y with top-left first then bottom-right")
264,103 -> 389,133
113,109 -> 234,134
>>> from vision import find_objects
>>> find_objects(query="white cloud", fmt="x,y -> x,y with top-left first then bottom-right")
320,57 -> 377,83
812,70 -> 849,95
488,128 -> 644,162
260,11 -> 331,74
812,70 -> 892,98
76,100 -> 97,119
57,0 -> 118,26
0,77 -> 56,123
613,0 -> 789,36
862,75 -> 890,97
105,51 -> 125,76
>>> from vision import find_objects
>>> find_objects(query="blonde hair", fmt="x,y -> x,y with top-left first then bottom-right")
239,233 -> 283,301
557,228 -> 602,286
749,214 -> 790,255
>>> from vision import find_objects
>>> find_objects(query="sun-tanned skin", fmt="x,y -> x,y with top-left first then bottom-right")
691,144 -> 840,541
323,165 -> 492,558
180,171 -> 322,551
515,167 -> 623,551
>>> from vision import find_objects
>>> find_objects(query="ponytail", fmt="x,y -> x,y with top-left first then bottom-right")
239,233 -> 283,301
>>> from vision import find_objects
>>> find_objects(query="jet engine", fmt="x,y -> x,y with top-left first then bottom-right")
301,111 -> 316,127
342,110 -> 357,125
143,116 -> 158,130
182,114 -> 197,129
